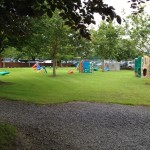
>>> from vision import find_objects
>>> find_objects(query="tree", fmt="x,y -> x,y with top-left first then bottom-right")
92,21 -> 138,64
1,0 -> 149,56
115,39 -> 138,61
39,15 -> 75,76
92,22 -> 119,59
1,0 -> 149,48
0,0 -> 149,68
21,12 -> 77,76
1,47 -> 20,59
125,13 -> 150,54
0,0 -> 125,43
128,0 -> 150,14
67,33 -> 93,59
92,22 -> 119,70
17,17 -> 48,61
0,33 -> 8,54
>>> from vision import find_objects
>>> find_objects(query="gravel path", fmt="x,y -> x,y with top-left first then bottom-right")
0,99 -> 150,150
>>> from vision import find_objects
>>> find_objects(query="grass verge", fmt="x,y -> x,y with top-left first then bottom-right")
0,124 -> 16,150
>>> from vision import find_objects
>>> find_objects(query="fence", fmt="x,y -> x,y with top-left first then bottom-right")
0,62 -> 75,68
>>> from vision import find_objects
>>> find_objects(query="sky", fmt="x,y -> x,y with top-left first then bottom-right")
104,0 -> 131,15
91,0 -> 150,29
103,0 -> 150,15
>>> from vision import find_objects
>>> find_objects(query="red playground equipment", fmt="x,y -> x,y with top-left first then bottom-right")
68,70 -> 74,74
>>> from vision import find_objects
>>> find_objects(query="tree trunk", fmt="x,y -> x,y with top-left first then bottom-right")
56,60 -> 58,69
31,56 -> 36,61
52,58 -> 56,77
0,57 -> 3,68
3,61 -> 5,68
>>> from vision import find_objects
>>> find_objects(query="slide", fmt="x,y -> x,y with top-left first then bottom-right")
0,71 -> 10,76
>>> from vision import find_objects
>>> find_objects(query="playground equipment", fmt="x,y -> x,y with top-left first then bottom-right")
93,68 -> 99,71
32,63 -> 47,73
92,62 -> 101,71
134,55 -> 150,78
0,71 -> 10,76
78,61 -> 93,73
68,70 -> 74,74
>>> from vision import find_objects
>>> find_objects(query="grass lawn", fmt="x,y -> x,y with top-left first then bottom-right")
0,67 -> 150,106
0,124 -> 16,149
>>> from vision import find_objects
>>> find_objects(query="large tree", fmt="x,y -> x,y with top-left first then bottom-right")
67,33 -> 93,59
22,12 -> 77,76
0,0 -> 142,41
115,39 -> 138,62
92,22 -> 120,59
92,21 -> 138,64
0,0 -> 149,66
3,1 -> 150,28
1,0 -> 149,43
1,0 -> 149,53
125,13 -> 150,53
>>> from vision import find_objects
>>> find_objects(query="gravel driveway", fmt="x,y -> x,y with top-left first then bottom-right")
0,99 -> 150,150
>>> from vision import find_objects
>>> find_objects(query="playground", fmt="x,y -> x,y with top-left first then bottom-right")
135,55 -> 150,78
1,67 -> 150,149
0,67 -> 150,106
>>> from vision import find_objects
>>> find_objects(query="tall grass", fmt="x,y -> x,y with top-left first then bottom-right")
0,67 -> 150,105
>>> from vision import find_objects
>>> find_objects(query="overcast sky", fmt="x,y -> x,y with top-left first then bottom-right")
104,0 -> 150,15
91,0 -> 150,29
104,0 -> 131,15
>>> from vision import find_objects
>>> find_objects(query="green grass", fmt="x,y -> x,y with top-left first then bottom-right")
0,124 -> 16,150
0,67 -> 150,106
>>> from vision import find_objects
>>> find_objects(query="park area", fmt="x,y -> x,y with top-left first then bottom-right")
0,67 -> 150,105
1,65 -> 150,149
1,0 -> 150,149
1,68 -> 150,149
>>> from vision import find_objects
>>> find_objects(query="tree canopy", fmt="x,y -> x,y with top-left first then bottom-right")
125,13 -> 150,53
0,0 -> 149,53
1,0 -> 148,41
92,21 -> 139,62
0,0 -> 149,65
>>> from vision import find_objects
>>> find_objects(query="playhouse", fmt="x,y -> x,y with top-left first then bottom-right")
134,55 -> 150,78
78,61 -> 93,73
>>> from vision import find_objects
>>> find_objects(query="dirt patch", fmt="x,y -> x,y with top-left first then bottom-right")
0,81 -> 13,86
